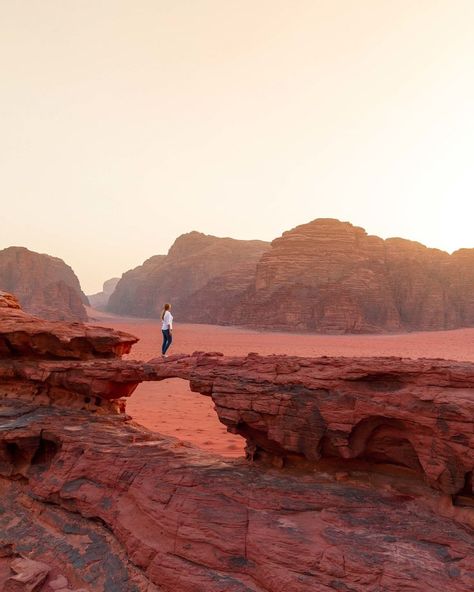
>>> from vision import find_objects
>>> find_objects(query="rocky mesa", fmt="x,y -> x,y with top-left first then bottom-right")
0,292 -> 473,591
230,218 -> 474,332
0,246 -> 89,322
107,231 -> 269,319
106,219 -> 474,333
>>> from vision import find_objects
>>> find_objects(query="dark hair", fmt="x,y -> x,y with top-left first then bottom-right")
161,303 -> 171,320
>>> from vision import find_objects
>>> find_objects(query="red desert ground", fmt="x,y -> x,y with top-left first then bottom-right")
90,308 -> 474,458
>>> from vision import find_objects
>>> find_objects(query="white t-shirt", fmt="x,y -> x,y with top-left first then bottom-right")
162,310 -> 173,330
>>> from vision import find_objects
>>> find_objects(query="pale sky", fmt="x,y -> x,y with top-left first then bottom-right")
1,0 -> 473,293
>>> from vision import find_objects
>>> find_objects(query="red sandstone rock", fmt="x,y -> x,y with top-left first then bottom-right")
383,237 -> 456,330
47,574 -> 89,592
0,400 -> 472,592
0,292 -> 137,360
107,232 -> 269,318
107,218 -> 474,333
1,294 -> 472,498
0,247 -> 88,322
5,557 -> 50,592
231,218 -> 474,332
447,248 -> 474,326
0,291 -> 21,309
8,351 -> 470,498
178,261 -> 261,324
0,293 -> 473,591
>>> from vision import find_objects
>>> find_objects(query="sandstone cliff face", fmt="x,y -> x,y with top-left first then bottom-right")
107,220 -> 474,333
87,277 -> 120,310
383,237 -> 455,331
0,292 -> 473,591
177,261 -> 259,324
446,248 -> 474,325
0,246 -> 88,322
231,219 -> 398,332
231,219 -> 474,333
107,232 -> 269,318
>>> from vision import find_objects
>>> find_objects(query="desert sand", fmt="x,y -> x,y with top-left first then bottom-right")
88,309 -> 474,458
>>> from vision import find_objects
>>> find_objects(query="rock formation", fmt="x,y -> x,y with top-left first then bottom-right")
105,219 -> 474,333
231,219 -> 474,332
177,261 -> 261,324
445,248 -> 474,326
0,292 -> 473,591
87,277 -> 120,310
0,246 -> 88,322
107,232 -> 269,318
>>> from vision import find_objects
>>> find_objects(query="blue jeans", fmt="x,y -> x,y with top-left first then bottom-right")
162,329 -> 172,355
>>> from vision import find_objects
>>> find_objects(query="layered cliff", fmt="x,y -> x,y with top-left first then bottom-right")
107,232 -> 269,318
2,400 -> 472,592
231,219 -> 474,332
446,248 -> 474,325
0,246 -> 88,321
105,219 -> 474,333
0,292 -> 473,591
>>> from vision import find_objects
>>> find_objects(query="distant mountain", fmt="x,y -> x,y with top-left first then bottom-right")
107,232 -> 270,318
0,246 -> 88,322
107,219 -> 474,333
88,277 -> 120,310
227,218 -> 474,332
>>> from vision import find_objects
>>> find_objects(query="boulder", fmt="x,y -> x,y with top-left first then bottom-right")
5,557 -> 50,592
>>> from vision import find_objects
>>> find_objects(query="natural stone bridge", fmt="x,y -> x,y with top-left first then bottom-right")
1,292 -> 474,591
1,291 -> 473,501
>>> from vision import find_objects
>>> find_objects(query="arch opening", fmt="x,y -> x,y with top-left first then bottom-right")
126,378 -> 245,458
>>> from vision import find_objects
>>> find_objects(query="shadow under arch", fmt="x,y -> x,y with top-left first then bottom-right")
349,416 -> 424,473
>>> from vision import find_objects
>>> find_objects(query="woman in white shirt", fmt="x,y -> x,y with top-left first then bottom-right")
161,303 -> 173,357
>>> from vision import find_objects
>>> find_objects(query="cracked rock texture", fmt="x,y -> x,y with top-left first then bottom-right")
1,402 -> 473,592
0,292 -> 473,591
231,218 -> 474,332
0,291 -> 137,360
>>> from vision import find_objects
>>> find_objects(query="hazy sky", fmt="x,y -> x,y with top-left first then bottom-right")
1,1 -> 473,293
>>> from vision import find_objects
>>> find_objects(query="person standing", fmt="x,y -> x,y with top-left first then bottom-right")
161,303 -> 173,357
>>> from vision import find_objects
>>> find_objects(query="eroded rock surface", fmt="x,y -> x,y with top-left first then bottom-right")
142,353 -> 474,499
107,232 -> 269,318
0,292 -> 137,360
232,219 -> 474,332
0,247 -> 88,322
106,219 -> 474,333
0,292 -> 473,591
1,401 -> 473,592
